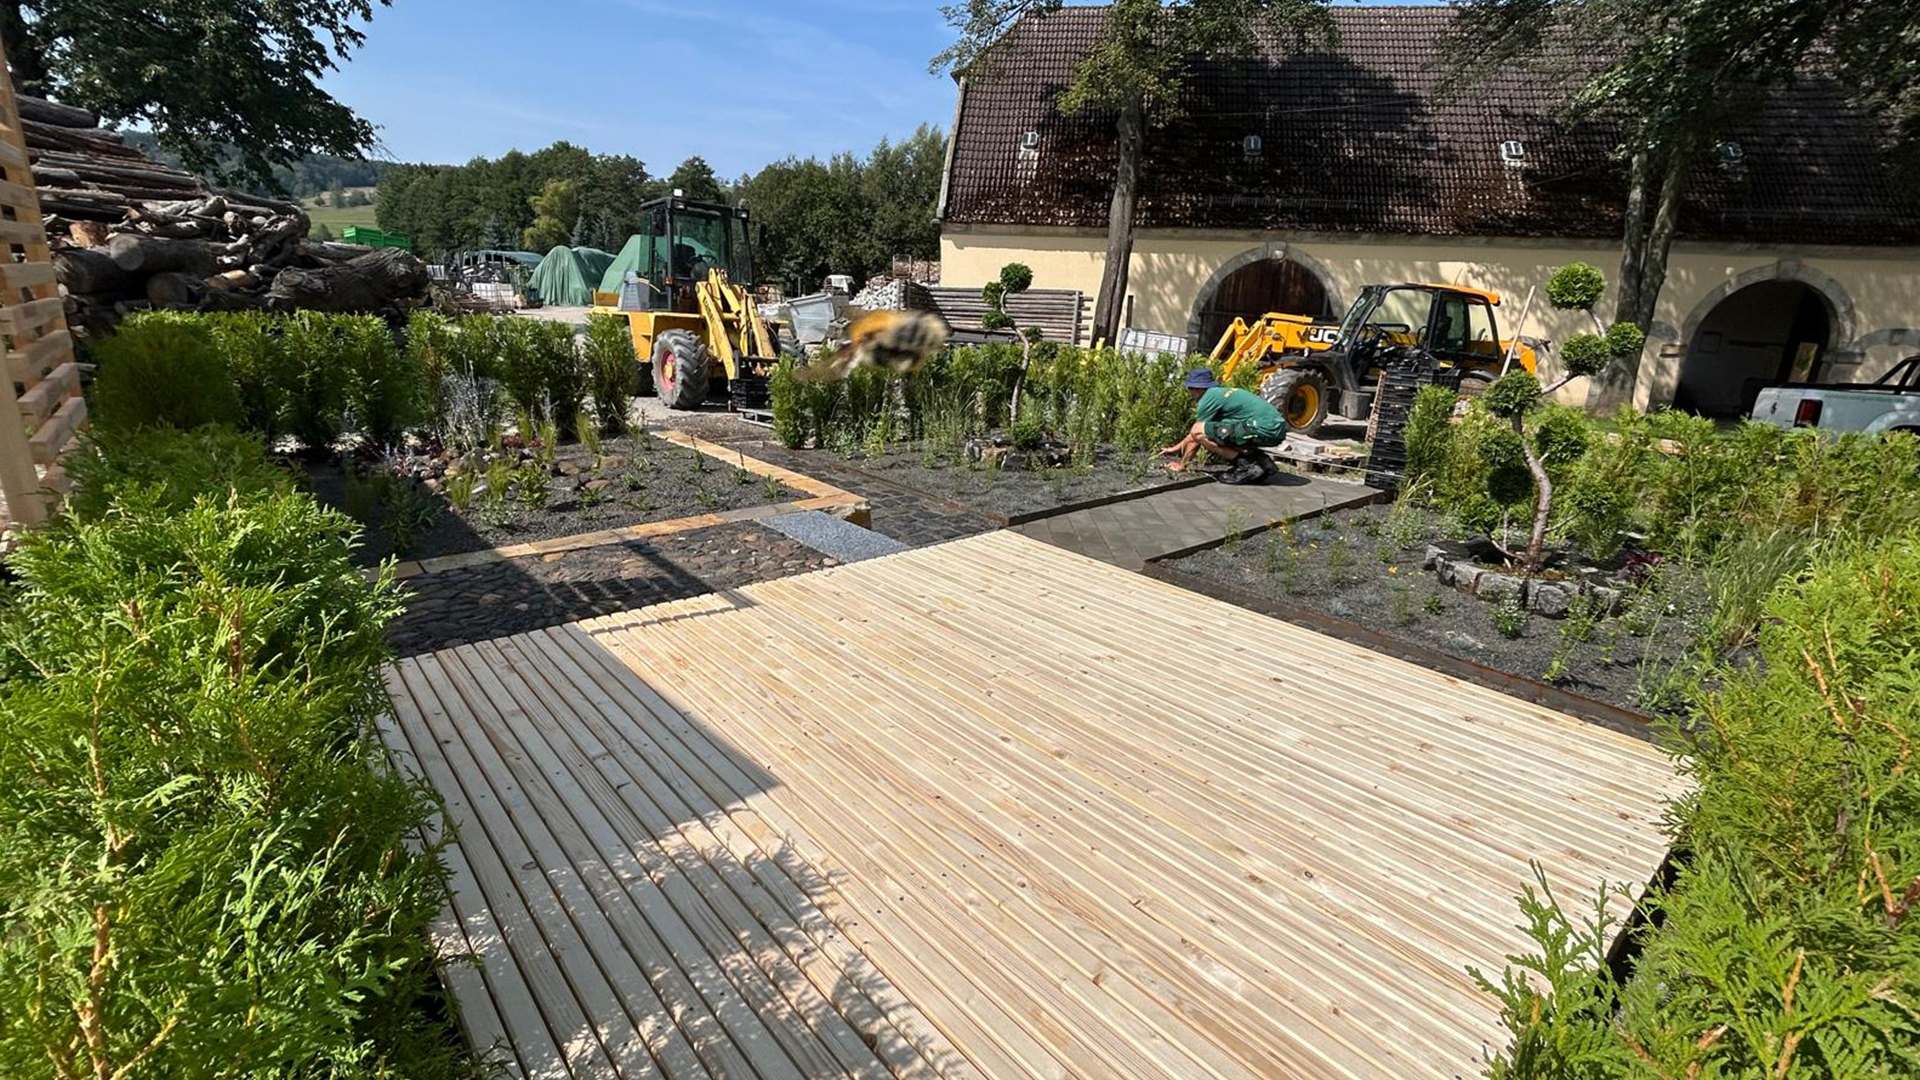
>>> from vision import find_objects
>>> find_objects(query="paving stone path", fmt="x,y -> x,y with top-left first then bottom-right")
389,521 -> 832,656
1015,473 -> 1382,570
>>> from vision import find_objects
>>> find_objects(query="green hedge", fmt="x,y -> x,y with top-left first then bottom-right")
770,343 -> 1199,456
0,429 -> 467,1078
1479,532 -> 1920,1077
88,311 -> 614,452
1409,406 -> 1920,567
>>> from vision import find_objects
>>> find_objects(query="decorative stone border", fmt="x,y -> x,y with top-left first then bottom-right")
388,432 -> 870,581
1421,542 -> 1627,618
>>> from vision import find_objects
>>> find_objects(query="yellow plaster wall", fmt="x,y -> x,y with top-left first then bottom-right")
941,225 -> 1920,406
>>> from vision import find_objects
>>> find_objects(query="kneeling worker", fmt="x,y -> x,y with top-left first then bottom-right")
1163,369 -> 1283,484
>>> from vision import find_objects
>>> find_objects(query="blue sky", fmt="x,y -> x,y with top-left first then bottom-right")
323,0 -> 970,177
325,0 -> 1422,177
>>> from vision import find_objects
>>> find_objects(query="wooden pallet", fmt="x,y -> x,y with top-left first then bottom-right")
381,531 -> 1681,1080
924,287 -> 1091,346
0,39 -> 85,528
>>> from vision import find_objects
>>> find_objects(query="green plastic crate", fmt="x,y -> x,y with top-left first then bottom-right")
340,226 -> 415,251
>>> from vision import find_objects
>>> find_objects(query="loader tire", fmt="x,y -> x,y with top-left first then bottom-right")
1262,368 -> 1331,437
652,330 -> 711,411
1457,370 -> 1496,400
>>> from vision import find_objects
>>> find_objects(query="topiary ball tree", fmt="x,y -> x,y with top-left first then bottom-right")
1483,370 -> 1544,421
1545,262 -> 1608,315
1604,321 -> 1647,362
1482,366 -> 1601,572
985,263 -> 1042,424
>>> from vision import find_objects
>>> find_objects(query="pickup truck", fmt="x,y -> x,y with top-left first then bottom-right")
1750,354 -> 1920,433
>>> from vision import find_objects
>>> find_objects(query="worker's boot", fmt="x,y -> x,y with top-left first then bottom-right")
1220,450 -> 1269,486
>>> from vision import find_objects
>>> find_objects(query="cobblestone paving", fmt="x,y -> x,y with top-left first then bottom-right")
390,521 -> 833,657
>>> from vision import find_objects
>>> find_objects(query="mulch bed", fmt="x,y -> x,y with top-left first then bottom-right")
309,432 -> 804,566
788,441 -> 1190,522
385,521 -> 836,656
1163,503 -> 1715,716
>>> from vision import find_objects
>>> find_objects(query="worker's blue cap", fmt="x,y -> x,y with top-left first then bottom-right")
1184,368 -> 1218,390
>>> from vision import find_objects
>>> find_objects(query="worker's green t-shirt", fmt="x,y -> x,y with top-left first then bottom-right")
1196,386 -> 1287,447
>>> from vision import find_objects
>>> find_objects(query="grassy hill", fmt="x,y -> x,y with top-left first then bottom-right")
304,189 -> 380,238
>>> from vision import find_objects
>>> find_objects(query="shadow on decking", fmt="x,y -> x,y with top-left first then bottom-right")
382,617 -> 965,1080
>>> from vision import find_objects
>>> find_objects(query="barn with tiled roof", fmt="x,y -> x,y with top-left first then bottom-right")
935,5 -> 1920,416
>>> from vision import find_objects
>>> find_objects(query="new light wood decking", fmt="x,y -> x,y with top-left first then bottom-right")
380,530 -> 1681,1080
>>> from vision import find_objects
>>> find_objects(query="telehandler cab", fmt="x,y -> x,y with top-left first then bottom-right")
1211,282 -> 1544,436
592,195 -> 790,411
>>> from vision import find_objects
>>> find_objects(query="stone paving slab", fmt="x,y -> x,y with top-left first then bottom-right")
765,509 -> 911,563
1016,473 -> 1382,570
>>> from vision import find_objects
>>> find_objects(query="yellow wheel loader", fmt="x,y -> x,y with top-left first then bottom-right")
591,195 -> 790,411
1211,283 -> 1545,436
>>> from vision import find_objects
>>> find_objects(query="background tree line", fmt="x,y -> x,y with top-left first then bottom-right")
374,126 -> 946,294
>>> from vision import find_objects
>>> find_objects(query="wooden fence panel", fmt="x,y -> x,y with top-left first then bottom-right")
0,36 -> 85,527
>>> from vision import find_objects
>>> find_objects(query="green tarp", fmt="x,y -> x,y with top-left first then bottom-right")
595,234 -> 722,298
529,245 -> 617,307
598,235 -> 649,298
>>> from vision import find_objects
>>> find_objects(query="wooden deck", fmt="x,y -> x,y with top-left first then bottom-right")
380,530 -> 1681,1080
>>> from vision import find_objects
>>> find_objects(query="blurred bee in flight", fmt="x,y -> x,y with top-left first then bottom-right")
791,310 -> 951,382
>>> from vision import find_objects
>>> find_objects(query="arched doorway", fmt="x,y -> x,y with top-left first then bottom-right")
1193,257 -> 1332,354
1676,280 -> 1833,418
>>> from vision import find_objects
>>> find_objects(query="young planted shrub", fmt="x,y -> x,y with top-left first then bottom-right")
770,359 -> 808,449
1558,410 -> 1652,560
1437,402 -> 1535,538
205,312 -> 295,438
1400,384 -> 1458,491
277,311 -> 351,452
337,314 -> 419,447
495,317 -> 549,424
405,310 -> 458,438
585,312 -> 637,434
63,424 -> 293,519
500,319 -> 587,437
1478,534 -> 1920,1078
90,314 -> 243,434
0,488 -> 464,1079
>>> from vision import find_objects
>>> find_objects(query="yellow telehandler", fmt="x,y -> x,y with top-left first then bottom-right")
1211,282 -> 1544,436
592,194 -> 790,410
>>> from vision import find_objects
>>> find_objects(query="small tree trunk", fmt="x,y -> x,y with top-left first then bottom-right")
1091,102 -> 1145,348
1516,414 -> 1555,572
1633,153 -> 1691,330
1009,335 -> 1034,422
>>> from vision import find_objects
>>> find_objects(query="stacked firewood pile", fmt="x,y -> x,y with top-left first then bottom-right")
20,94 -> 428,335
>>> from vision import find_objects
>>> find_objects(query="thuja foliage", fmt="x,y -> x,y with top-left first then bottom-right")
62,424 -> 293,519
90,314 -> 243,436
583,312 -> 638,434
89,310 -> 602,452
1405,402 -> 1920,569
0,439 -> 466,1078
1479,534 -> 1920,1077
772,342 -> 1196,455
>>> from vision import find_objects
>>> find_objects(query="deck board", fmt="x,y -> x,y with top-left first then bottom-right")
385,530 -> 1681,1080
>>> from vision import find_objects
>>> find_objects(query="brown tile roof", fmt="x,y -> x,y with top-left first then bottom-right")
942,6 -> 1920,244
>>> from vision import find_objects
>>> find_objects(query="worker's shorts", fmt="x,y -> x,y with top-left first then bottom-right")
1204,420 -> 1286,448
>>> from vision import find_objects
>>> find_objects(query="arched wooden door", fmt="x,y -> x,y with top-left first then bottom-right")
1195,258 -> 1332,354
